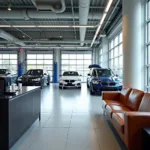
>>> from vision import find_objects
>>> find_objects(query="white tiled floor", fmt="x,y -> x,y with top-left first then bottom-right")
10,83 -> 121,150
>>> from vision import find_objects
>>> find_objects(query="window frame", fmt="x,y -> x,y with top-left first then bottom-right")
0,53 -> 18,74
108,31 -> 123,79
145,0 -> 150,91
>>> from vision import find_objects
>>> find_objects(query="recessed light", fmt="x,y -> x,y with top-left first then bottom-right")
8,4 -> 11,11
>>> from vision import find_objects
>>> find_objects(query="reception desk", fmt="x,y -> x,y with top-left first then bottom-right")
0,86 -> 41,150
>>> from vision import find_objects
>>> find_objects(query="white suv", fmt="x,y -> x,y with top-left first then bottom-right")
59,71 -> 81,89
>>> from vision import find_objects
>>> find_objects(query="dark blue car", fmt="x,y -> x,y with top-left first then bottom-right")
87,68 -> 122,95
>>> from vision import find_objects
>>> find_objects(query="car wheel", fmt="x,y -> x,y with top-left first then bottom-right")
87,82 -> 89,88
90,85 -> 95,95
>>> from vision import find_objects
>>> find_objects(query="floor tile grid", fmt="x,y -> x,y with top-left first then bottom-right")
26,113 -> 52,149
64,107 -> 102,150
64,108 -> 74,150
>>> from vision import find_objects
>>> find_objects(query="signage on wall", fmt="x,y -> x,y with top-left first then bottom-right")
19,48 -> 23,52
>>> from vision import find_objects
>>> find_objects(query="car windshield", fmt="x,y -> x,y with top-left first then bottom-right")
0,69 -> 7,74
26,70 -> 43,76
96,69 -> 113,77
63,71 -> 79,76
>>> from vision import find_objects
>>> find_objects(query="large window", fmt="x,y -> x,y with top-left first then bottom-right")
99,48 -> 103,67
0,53 -> 17,73
61,51 -> 92,82
27,53 -> 53,81
109,32 -> 123,79
146,0 -> 150,90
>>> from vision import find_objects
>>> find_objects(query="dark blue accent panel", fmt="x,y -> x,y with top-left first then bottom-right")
53,62 -> 58,83
18,62 -> 23,77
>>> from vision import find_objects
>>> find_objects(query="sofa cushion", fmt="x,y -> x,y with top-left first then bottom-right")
127,89 -> 144,111
120,88 -> 132,105
105,104 -> 131,118
102,100 -> 124,109
138,93 -> 150,112
112,112 -> 125,134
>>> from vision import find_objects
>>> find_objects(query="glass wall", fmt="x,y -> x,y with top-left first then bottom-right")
26,53 -> 53,81
109,32 -> 123,78
0,53 -> 17,73
146,0 -> 150,90
99,48 -> 103,67
61,51 -> 92,82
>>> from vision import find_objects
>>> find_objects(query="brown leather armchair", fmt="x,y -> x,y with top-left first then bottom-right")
102,88 -> 150,150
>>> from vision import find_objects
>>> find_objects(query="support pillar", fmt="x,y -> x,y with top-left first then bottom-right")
53,49 -> 60,83
102,37 -> 109,68
18,48 -> 25,77
123,0 -> 142,89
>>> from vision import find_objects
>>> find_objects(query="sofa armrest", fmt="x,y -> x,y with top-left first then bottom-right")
102,91 -> 120,100
124,112 -> 150,150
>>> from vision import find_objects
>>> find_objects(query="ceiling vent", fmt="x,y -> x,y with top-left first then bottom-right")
31,0 -> 66,13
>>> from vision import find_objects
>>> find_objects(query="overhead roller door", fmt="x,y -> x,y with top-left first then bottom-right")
61,51 -> 92,82
26,51 -> 53,81
0,52 -> 18,74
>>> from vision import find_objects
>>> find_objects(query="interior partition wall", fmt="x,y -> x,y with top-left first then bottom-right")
0,51 -> 18,74
26,51 -> 54,81
109,32 -> 123,79
146,0 -> 150,91
61,51 -> 92,82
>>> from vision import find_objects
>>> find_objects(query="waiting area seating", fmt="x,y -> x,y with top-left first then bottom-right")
102,88 -> 150,150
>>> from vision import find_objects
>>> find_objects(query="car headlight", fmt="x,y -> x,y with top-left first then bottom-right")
18,77 -> 22,81
92,80 -> 99,84
32,78 -> 41,82
59,79 -> 64,82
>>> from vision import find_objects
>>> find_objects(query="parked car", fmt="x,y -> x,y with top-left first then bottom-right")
0,69 -> 17,85
87,68 -> 122,95
59,71 -> 81,89
18,69 -> 50,87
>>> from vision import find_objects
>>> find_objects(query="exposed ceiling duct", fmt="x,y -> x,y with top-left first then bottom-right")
0,30 -> 25,46
79,0 -> 90,46
0,40 -> 100,44
0,46 -> 92,50
31,0 -> 66,13
0,10 -> 102,20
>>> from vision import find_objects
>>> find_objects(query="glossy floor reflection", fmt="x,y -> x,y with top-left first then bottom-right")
11,83 -> 121,150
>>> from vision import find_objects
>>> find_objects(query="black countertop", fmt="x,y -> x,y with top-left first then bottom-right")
0,86 -> 41,100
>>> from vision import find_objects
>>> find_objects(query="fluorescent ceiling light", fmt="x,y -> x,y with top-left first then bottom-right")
0,25 -> 11,27
100,13 -> 107,25
95,24 -> 102,36
0,25 -> 96,28
105,0 -> 113,12
14,25 -> 36,28
38,25 -> 70,28
72,25 -> 95,28
91,0 -> 114,47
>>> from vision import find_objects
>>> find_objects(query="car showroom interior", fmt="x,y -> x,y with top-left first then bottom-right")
0,0 -> 149,150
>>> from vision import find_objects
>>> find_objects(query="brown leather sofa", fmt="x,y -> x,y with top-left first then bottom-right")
102,88 -> 150,150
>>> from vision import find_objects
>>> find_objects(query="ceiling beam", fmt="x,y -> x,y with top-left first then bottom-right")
0,6 -> 120,9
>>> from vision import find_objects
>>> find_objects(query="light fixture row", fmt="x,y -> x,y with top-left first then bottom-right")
91,0 -> 113,47
0,25 -> 96,28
